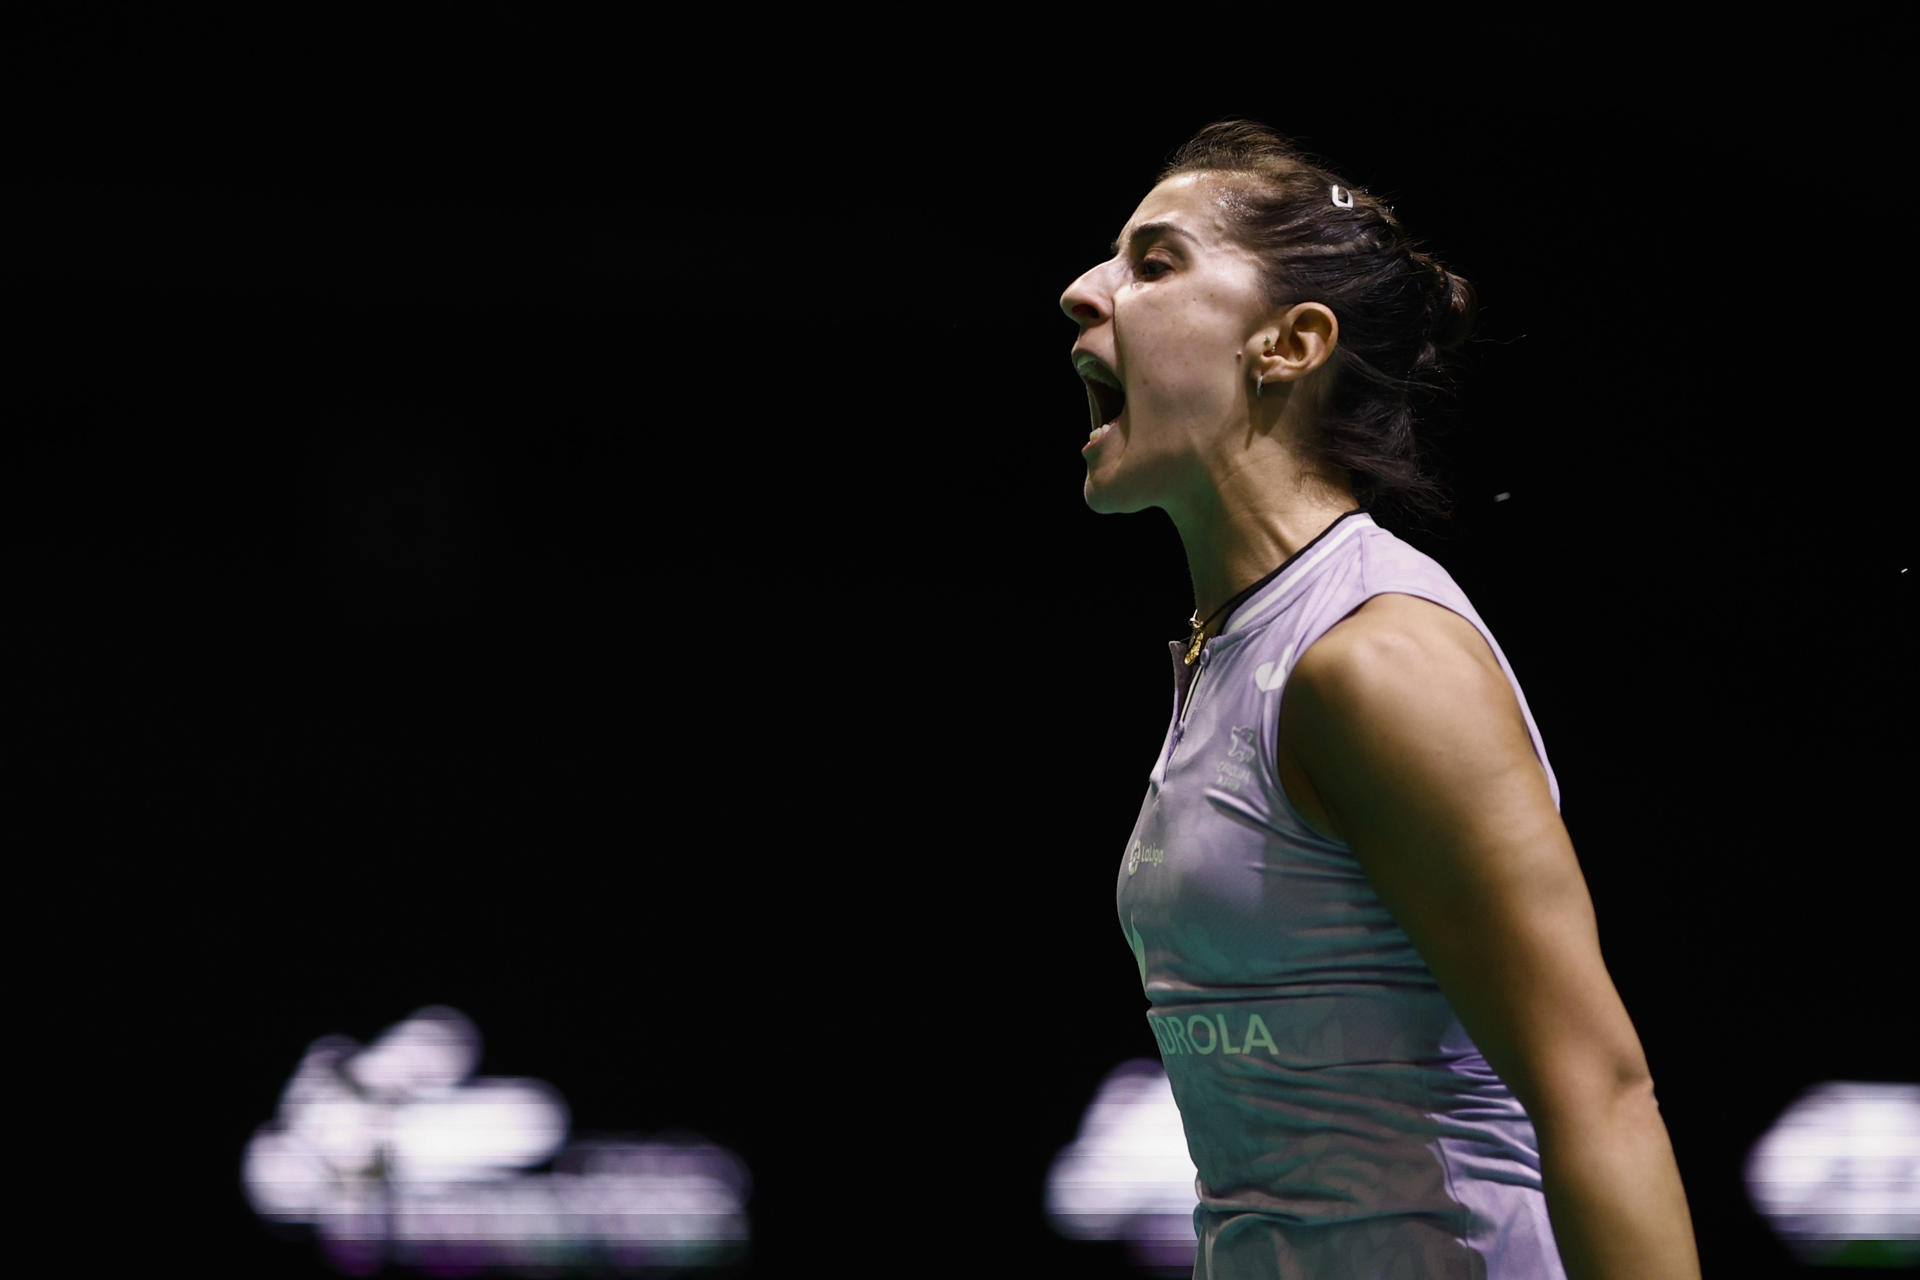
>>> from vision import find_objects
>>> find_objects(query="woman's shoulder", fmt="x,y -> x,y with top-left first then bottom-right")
1277,589 -> 1530,830
1344,589 -> 1491,652
1302,590 -> 1503,688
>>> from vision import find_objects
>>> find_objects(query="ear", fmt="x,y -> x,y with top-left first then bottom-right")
1257,303 -> 1339,385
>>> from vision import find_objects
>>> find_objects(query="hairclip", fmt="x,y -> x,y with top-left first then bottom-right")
1330,184 -> 1354,209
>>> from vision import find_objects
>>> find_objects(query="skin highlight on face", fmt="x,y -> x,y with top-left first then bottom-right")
1060,171 -> 1356,620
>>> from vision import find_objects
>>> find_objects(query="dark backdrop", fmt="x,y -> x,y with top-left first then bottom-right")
7,9 -> 1913,1277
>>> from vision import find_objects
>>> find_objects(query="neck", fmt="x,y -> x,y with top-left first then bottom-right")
1161,376 -> 1360,626
1168,468 -> 1358,626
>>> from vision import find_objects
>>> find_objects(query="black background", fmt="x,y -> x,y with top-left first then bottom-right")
6,8 -> 1914,1277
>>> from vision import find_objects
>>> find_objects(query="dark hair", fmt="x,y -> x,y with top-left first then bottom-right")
1160,120 -> 1475,531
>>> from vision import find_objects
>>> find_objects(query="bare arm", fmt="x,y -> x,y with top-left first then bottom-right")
1282,593 -> 1700,1280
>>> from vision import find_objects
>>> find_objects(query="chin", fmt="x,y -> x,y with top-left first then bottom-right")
1082,472 -> 1151,515
1081,423 -> 1171,515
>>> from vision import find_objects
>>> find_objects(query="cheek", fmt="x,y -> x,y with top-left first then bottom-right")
1142,308 -> 1236,392
1117,295 -> 1242,416
1134,345 -> 1234,416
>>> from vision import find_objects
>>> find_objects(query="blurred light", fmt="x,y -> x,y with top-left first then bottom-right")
1045,1059 -> 1197,1275
1494,492 -> 1511,502
244,1006 -> 750,1274
1744,1081 -> 1920,1267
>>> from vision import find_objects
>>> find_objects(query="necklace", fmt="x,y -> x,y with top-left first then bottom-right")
1184,599 -> 1233,666
1181,510 -> 1368,667
1185,561 -> 1282,665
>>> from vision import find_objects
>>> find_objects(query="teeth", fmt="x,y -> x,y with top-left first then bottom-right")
1088,422 -> 1113,444
1076,352 -> 1126,439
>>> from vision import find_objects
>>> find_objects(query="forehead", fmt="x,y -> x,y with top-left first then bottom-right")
1115,171 -> 1246,251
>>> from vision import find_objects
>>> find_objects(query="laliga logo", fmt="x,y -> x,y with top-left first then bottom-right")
242,1006 -> 750,1274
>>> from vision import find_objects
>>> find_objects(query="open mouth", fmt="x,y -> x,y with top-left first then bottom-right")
1076,354 -> 1126,444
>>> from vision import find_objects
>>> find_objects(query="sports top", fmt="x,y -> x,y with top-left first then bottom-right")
1115,508 -> 1568,1279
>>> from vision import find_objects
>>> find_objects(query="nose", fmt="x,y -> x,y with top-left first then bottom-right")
1059,262 -> 1108,328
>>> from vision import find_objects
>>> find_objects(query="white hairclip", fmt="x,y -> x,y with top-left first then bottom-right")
1330,184 -> 1354,209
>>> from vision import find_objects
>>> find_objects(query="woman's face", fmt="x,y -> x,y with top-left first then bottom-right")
1059,170 -> 1275,514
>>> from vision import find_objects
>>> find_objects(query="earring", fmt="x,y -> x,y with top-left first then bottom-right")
1256,372 -> 1264,398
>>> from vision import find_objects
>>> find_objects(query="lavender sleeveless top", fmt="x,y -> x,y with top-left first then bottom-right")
1115,509 -> 1568,1279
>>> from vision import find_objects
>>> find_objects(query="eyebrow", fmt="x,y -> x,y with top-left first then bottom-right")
1111,221 -> 1196,257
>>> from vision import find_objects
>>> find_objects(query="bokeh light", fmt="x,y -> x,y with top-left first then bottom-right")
1045,1058 -> 1198,1275
243,1007 -> 750,1275
1744,1081 -> 1920,1267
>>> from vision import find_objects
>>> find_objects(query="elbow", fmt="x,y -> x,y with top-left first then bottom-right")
1611,1053 -> 1656,1100
1523,1056 -> 1659,1138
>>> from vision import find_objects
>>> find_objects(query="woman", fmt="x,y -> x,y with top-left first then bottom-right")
1063,121 -> 1700,1279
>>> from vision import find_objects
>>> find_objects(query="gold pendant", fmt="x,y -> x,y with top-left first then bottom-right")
1185,630 -> 1205,665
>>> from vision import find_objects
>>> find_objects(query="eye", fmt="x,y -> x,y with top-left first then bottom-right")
1136,255 -> 1172,280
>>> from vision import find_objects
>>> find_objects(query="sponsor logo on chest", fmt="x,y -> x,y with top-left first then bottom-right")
1214,724 -> 1257,793
1126,839 -> 1165,876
